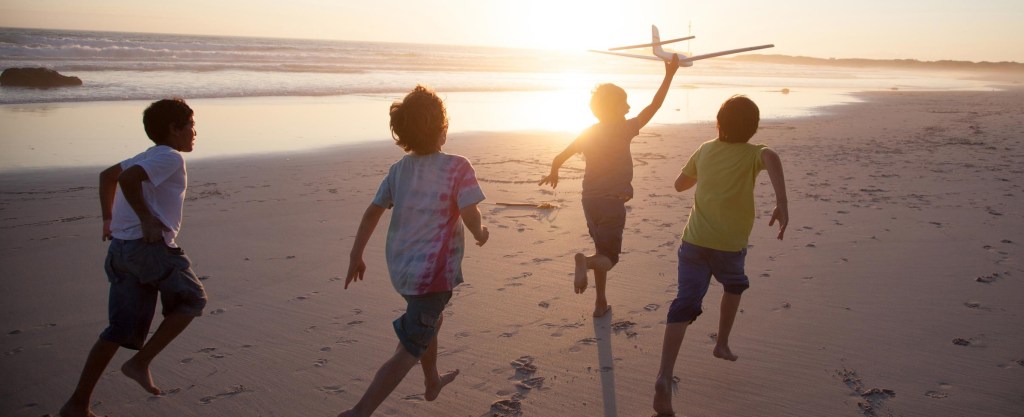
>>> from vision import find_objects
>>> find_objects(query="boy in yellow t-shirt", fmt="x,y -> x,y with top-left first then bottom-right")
653,95 -> 789,416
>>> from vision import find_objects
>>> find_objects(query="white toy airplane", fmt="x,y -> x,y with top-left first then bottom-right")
591,25 -> 773,67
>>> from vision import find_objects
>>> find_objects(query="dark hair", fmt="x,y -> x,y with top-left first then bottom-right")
389,85 -> 448,154
716,95 -> 760,143
143,98 -> 193,144
590,83 -> 628,121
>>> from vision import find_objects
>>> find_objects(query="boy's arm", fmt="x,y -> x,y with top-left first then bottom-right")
99,164 -> 123,241
674,172 -> 696,192
345,203 -> 387,289
635,54 -> 680,128
117,165 -> 166,243
538,143 -> 577,189
459,203 -> 489,246
762,149 -> 789,240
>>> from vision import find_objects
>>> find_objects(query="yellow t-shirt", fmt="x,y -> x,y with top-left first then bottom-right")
681,139 -> 767,252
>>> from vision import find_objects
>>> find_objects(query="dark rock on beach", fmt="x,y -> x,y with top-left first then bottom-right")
1,67 -> 83,88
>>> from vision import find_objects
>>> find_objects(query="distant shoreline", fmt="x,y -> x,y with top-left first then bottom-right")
728,53 -> 1024,72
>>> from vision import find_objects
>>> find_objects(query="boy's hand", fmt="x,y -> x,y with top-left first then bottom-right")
140,215 -> 166,243
344,256 -> 366,289
665,53 -> 680,77
102,219 -> 113,241
538,173 -> 559,189
473,226 -> 489,246
769,204 -> 789,240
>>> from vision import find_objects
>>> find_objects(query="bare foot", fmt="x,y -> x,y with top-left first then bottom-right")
653,377 -> 675,416
59,402 -> 100,417
424,369 -> 459,401
593,304 -> 611,318
121,359 -> 161,395
713,344 -> 738,361
574,253 -> 588,294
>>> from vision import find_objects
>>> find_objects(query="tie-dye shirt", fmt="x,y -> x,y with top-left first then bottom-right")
372,152 -> 486,295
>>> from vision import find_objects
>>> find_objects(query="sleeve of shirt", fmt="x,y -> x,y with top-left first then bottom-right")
753,145 -> 768,172
455,158 -> 485,209
371,171 -> 394,209
681,145 -> 702,178
134,149 -> 183,187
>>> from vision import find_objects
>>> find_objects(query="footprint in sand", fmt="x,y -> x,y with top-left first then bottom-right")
198,385 -> 253,405
317,385 -> 344,395
210,308 -> 227,315
643,303 -> 660,312
925,390 -> 949,399
515,376 -> 545,391
611,320 -> 638,338
975,273 -> 1002,283
569,337 -> 599,353
488,397 -> 523,417
510,356 -> 537,377
401,393 -> 425,402
313,358 -> 328,368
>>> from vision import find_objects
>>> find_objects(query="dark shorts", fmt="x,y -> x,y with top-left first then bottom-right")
582,197 -> 627,265
100,238 -> 207,350
393,291 -> 452,358
667,241 -> 750,324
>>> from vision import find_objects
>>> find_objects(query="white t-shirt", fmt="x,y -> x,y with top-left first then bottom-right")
110,145 -> 187,247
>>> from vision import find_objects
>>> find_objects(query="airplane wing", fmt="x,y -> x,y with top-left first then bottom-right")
588,50 -> 666,61
679,44 -> 774,62
607,36 -> 695,51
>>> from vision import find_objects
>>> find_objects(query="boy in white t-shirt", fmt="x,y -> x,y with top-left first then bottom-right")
60,98 -> 207,417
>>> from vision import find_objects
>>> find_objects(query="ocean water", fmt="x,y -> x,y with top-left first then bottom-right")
0,28 -> 998,171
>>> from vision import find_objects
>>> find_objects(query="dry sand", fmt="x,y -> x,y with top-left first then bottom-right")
1,89 -> 1022,417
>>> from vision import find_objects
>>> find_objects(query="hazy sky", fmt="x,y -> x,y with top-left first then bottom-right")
2,0 -> 1023,62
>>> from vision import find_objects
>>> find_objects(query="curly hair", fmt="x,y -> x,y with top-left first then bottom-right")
589,83 -> 628,121
716,95 -> 760,143
143,98 -> 193,144
389,85 -> 448,154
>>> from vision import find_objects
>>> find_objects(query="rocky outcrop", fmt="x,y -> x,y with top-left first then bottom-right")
1,68 -> 83,88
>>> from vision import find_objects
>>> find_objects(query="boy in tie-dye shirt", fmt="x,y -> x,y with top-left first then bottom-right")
340,85 -> 489,417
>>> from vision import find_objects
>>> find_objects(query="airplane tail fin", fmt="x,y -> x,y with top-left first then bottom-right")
651,25 -> 665,56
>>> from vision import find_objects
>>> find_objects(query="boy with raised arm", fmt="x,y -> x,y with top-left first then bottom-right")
61,98 -> 207,417
339,85 -> 489,417
653,95 -> 788,416
540,54 -> 679,317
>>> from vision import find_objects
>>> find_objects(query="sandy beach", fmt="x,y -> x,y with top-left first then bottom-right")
1,88 -> 1022,417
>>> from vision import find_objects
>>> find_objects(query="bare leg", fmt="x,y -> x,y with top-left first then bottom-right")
60,338 -> 120,417
421,316 -> 459,401
587,255 -> 613,317
573,253 -> 588,294
122,313 -> 194,395
654,322 -> 688,416
592,268 -> 610,317
713,292 -> 741,361
338,345 -> 420,417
